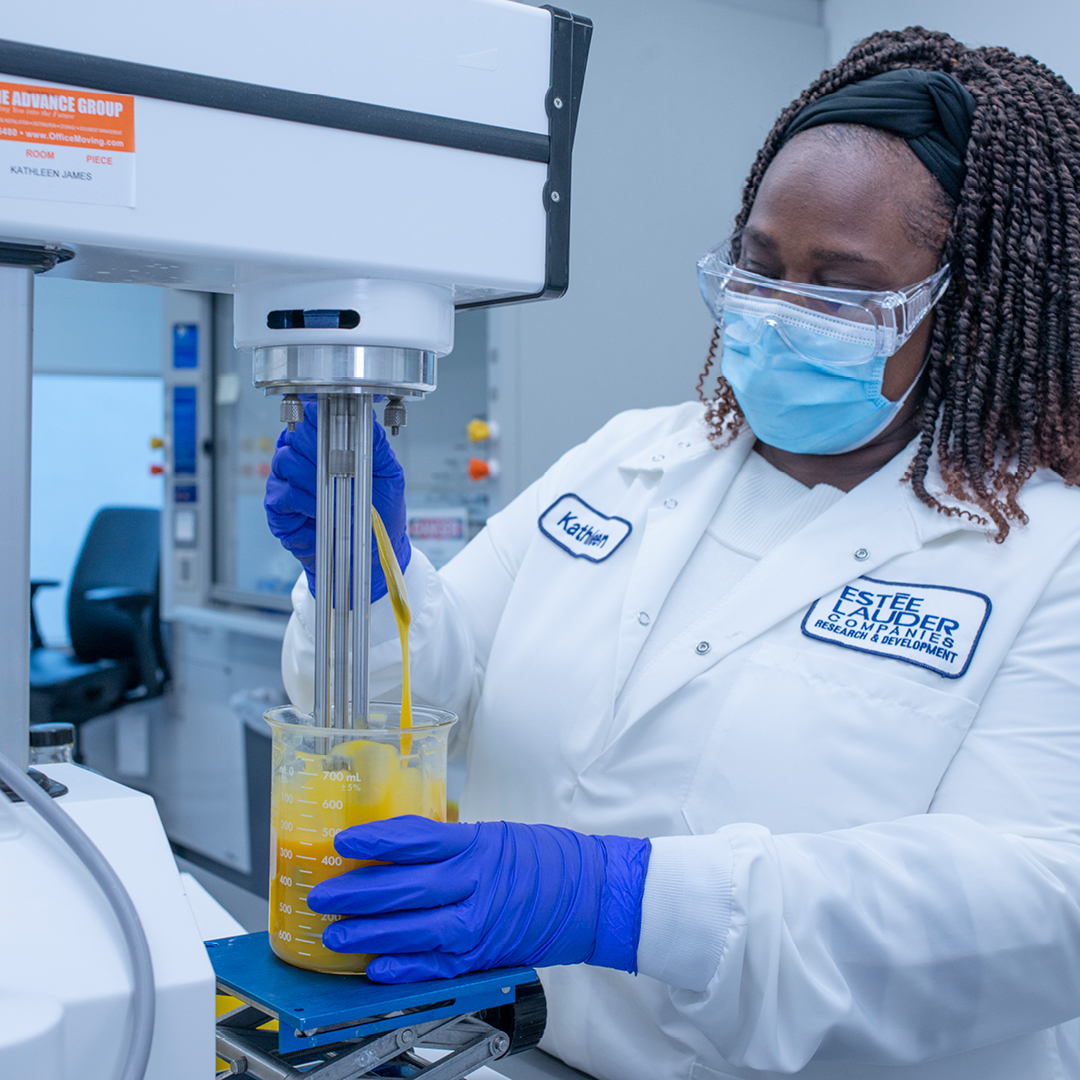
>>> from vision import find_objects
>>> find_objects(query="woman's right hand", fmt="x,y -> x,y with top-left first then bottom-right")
264,398 -> 411,599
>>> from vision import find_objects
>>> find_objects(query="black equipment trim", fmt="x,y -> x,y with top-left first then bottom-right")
0,37 -> 548,163
460,6 -> 593,308
1,767 -> 68,802
0,242 -> 74,272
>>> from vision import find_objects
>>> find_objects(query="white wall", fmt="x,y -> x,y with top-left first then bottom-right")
31,376 -> 164,647
490,0 -> 827,498
30,278 -> 166,646
33,278 -> 164,376
824,0 -> 1080,89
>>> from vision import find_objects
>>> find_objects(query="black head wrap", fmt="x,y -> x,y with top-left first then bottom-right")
781,69 -> 976,203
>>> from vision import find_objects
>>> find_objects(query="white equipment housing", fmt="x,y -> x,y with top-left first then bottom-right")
0,0 -> 588,354
0,2 -> 590,1078
0,765 -> 215,1080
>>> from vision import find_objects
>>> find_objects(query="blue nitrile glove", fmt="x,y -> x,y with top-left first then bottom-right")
264,398 -> 410,601
305,815 -> 652,983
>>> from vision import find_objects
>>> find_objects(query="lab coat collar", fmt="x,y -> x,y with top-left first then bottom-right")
619,415 -> 993,542
616,414 -> 732,476
902,444 -> 996,545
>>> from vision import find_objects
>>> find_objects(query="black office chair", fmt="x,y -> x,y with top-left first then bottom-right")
30,507 -> 168,728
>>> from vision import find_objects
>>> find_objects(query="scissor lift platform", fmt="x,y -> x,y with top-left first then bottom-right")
208,932 -> 546,1079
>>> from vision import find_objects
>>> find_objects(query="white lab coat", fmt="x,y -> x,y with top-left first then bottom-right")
282,402 -> 1080,1080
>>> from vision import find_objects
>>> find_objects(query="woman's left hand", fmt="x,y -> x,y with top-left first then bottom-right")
306,815 -> 651,982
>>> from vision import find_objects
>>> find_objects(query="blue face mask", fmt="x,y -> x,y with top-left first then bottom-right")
698,239 -> 949,457
720,309 -> 923,456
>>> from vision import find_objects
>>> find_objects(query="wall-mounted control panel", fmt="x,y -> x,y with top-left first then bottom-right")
161,291 -> 213,618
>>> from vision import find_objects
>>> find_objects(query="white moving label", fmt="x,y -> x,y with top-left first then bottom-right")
802,575 -> 991,679
0,80 -> 135,207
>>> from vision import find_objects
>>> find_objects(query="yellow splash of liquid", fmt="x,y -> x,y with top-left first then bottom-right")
372,505 -> 411,753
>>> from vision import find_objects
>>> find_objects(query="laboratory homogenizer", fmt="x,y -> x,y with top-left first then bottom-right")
0,3 -> 590,1078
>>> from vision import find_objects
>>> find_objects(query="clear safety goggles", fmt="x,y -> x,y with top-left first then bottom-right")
697,235 -> 951,365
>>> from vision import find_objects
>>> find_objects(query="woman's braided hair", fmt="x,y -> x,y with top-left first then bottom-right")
697,27 -> 1080,540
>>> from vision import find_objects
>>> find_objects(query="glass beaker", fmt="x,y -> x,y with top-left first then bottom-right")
266,703 -> 456,974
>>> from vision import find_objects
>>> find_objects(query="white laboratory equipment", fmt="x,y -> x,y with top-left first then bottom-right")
0,3 -> 590,1079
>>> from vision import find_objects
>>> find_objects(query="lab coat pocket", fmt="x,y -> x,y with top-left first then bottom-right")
682,641 -> 978,835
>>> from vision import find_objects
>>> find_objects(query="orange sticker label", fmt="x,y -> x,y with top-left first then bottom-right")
0,80 -> 134,152
0,80 -> 136,207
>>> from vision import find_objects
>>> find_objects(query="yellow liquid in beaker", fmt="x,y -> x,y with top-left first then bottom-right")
270,737 -> 446,973
269,506 -> 431,973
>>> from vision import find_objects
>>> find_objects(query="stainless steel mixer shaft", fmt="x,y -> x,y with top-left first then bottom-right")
257,341 -> 437,730
313,392 -> 374,728
353,403 -> 374,727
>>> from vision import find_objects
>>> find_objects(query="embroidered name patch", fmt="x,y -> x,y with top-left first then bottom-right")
538,494 -> 632,563
801,576 -> 991,678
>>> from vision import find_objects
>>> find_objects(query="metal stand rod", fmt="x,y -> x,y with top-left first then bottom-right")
332,470 -> 350,729
0,266 -> 34,771
330,436 -> 344,725
352,395 -> 374,727
310,392 -> 376,731
329,396 -> 355,729
314,393 -> 333,729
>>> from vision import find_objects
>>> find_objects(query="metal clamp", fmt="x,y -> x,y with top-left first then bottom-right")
383,396 -> 407,435
280,394 -> 305,431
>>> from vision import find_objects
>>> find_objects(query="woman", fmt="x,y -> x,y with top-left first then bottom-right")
266,28 -> 1080,1080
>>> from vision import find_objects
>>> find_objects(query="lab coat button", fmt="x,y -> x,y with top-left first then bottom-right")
638,612 -> 651,626
677,440 -> 692,449
854,548 -> 870,561
663,498 -> 678,509
652,453 -> 665,462
695,641 -> 711,655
